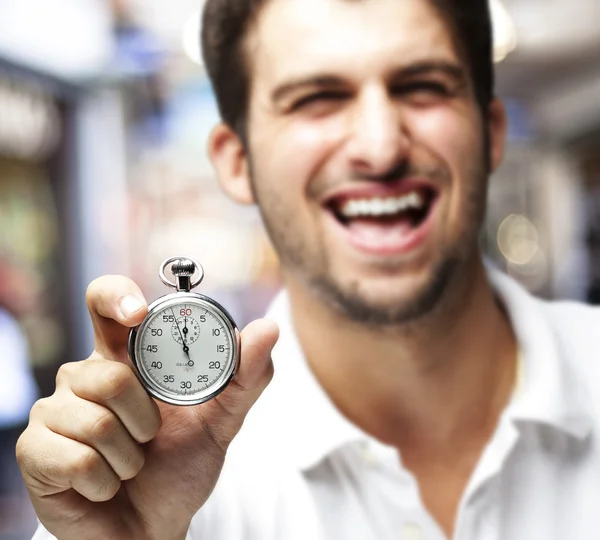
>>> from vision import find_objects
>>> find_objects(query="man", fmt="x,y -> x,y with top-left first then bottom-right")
18,0 -> 600,539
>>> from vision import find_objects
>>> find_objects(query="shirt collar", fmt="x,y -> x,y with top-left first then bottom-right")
263,293 -> 368,471
261,267 -> 594,472
488,267 -> 594,439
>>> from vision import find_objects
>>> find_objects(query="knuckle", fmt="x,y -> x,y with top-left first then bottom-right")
14,429 -> 34,468
86,275 -> 118,299
85,277 -> 104,306
97,363 -> 135,401
15,430 -> 61,488
29,396 -> 52,419
55,361 -> 78,386
86,410 -> 120,443
67,445 -> 104,478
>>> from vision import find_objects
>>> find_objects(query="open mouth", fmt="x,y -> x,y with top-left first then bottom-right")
325,186 -> 439,255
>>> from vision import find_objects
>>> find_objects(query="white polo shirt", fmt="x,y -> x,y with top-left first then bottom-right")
33,269 -> 600,540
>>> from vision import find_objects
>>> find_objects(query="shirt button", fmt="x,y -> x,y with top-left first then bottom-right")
401,523 -> 422,540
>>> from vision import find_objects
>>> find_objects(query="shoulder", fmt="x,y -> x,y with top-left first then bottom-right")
531,297 -> 600,423
536,298 -> 600,377
537,297 -> 600,353
489,267 -> 600,423
489,266 -> 600,364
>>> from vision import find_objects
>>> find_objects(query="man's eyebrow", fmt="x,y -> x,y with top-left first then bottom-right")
389,61 -> 466,83
270,61 -> 467,103
271,76 -> 348,103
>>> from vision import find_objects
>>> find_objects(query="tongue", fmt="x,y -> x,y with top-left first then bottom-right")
345,216 -> 414,244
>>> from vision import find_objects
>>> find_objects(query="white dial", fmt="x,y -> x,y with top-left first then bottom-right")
130,293 -> 239,406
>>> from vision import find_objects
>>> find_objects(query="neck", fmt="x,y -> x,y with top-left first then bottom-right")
286,256 -> 517,452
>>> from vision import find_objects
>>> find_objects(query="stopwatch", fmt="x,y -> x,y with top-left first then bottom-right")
128,257 -> 240,406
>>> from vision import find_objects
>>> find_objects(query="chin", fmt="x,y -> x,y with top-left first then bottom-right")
314,256 -> 459,327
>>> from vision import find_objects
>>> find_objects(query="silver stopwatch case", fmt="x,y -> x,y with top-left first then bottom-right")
128,257 -> 241,406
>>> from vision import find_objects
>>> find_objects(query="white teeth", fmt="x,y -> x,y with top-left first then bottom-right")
339,191 -> 425,218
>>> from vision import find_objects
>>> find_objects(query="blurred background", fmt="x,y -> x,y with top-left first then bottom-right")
0,0 -> 598,537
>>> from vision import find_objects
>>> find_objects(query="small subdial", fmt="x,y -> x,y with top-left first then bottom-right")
171,316 -> 201,345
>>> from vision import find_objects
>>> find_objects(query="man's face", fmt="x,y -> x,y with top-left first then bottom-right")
227,0 -> 504,325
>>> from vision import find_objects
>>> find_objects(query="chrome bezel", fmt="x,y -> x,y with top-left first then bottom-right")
128,292 -> 240,406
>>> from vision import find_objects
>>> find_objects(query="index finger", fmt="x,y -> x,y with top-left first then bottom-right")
86,275 -> 148,361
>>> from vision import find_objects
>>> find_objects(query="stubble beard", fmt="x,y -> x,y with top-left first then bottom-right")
308,254 -> 463,327
250,156 -> 488,329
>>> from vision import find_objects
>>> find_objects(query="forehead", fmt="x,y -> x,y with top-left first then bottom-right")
249,0 -> 459,85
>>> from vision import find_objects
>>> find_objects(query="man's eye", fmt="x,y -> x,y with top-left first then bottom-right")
292,91 -> 348,111
393,82 -> 450,96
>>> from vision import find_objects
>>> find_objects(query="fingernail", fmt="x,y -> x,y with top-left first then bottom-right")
120,295 -> 144,318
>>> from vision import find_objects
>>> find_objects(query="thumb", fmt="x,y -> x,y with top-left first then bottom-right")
86,275 -> 148,362
233,319 -> 279,391
205,318 -> 279,434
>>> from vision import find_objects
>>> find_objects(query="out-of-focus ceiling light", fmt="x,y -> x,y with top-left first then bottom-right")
182,8 -> 203,66
490,0 -> 518,63
497,214 -> 539,265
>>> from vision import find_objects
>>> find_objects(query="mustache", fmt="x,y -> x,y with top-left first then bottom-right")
308,160 -> 450,200
352,160 -> 448,183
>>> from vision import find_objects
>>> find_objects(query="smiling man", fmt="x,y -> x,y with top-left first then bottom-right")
19,1 -> 600,540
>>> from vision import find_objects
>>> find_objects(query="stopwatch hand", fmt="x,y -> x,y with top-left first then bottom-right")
171,308 -> 190,356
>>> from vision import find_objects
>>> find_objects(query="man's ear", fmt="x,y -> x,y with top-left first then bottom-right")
488,98 -> 508,174
208,123 -> 255,205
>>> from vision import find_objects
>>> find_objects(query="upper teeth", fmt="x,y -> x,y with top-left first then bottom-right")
338,191 -> 424,218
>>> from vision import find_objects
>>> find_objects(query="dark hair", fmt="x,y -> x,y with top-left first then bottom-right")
201,0 -> 494,141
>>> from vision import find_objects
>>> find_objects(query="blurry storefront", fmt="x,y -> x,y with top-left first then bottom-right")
0,62 -> 76,539
484,4 -> 600,303
534,63 -> 600,303
0,0 -> 122,394
0,66 -> 73,397
571,130 -> 600,305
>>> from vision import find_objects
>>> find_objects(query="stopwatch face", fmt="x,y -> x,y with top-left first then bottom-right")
128,292 -> 240,406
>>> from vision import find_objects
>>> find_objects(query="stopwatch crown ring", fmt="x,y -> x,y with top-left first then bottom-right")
159,257 -> 204,291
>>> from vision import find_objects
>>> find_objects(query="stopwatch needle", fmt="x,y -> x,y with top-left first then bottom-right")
171,309 -> 190,358
182,317 -> 194,366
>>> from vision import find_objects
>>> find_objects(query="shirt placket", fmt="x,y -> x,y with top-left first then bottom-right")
453,417 -> 519,540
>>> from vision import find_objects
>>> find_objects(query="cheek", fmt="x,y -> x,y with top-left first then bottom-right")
409,107 -> 482,170
408,106 -> 485,237
251,112 -> 347,194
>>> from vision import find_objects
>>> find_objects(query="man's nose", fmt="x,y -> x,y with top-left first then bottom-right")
345,87 -> 411,178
